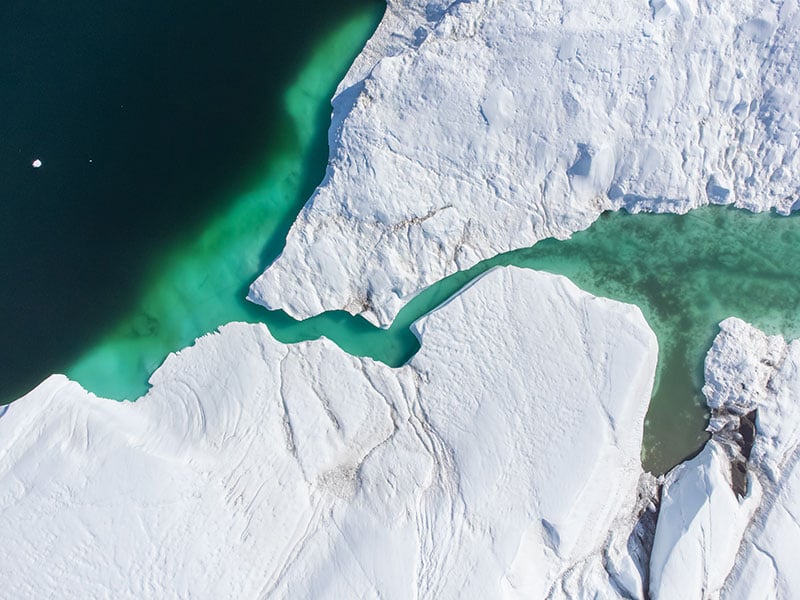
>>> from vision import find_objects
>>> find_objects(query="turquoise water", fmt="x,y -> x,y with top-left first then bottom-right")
53,10 -> 800,474
396,207 -> 800,473
265,205 -> 799,474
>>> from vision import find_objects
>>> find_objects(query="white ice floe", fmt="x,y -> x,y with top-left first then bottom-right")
649,440 -> 761,599
250,0 -> 800,326
0,267 -> 659,598
31,158 -> 42,168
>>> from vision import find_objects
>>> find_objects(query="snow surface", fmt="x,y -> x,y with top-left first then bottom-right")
4,275 -> 800,597
250,0 -> 800,326
0,267 -> 659,598
649,440 -> 761,599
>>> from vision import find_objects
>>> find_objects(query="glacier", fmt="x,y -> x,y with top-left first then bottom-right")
250,0 -> 800,327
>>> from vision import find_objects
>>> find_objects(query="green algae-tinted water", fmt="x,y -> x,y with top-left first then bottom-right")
7,5 -> 800,475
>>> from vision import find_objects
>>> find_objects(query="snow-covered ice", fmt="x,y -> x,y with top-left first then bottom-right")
0,267 -> 659,598
649,440 -> 761,598
250,0 -> 800,326
5,0 -> 800,595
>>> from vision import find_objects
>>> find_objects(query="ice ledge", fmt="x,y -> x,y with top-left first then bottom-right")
251,0 -> 800,326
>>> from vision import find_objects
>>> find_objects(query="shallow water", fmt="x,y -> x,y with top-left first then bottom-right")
7,5 -> 800,476
390,207 -> 800,473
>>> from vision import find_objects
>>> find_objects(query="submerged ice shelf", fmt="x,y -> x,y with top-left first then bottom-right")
62,6 -> 385,401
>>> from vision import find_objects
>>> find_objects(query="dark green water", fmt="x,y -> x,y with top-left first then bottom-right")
0,1 -> 384,400
4,4 -> 799,475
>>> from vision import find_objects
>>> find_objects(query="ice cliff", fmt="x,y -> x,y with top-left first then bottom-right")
250,0 -> 800,326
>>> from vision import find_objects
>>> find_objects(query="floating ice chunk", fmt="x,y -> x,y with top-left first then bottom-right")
649,440 -> 761,599
31,159 -> 42,168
